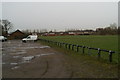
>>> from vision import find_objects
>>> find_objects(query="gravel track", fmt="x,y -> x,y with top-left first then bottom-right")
2,40 -> 71,78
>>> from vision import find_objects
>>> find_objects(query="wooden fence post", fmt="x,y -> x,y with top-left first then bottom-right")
98,48 -> 101,58
82,46 -> 85,54
63,43 -> 64,47
109,50 -> 113,62
72,45 -> 74,51
88,47 -> 91,55
65,43 -> 68,48
68,44 -> 71,50
60,42 -> 61,47
56,42 -> 58,45
58,42 -> 60,46
76,45 -> 79,52
56,42 -> 58,46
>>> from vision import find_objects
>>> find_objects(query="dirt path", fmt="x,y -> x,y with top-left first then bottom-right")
2,40 -> 118,78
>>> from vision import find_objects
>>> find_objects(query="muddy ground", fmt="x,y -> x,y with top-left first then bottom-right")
2,40 -> 118,78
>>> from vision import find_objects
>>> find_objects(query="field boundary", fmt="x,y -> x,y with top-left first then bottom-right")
39,39 -> 116,63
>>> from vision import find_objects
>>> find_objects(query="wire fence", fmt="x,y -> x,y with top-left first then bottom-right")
39,39 -> 116,62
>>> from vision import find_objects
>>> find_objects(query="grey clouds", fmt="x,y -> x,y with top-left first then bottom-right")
2,2 -> 118,31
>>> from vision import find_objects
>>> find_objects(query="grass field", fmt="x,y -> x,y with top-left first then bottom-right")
39,35 -> 118,63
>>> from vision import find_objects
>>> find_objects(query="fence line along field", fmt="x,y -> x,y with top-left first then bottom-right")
39,35 -> 118,63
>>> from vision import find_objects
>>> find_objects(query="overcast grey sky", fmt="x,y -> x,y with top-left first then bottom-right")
2,2 -> 118,31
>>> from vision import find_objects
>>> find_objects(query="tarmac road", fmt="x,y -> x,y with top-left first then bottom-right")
2,40 -> 118,78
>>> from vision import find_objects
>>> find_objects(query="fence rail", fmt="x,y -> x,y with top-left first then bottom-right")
39,39 -> 115,62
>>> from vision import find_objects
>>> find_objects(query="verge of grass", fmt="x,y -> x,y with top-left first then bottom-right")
38,41 -> 118,78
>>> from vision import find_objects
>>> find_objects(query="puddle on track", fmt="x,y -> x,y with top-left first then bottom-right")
2,54 -> 6,56
2,41 -> 53,72
21,56 -> 35,63
20,46 -> 50,49
2,63 -> 6,65
35,55 -> 41,57
35,53 -> 55,58
3,41 -> 54,71
22,56 -> 35,61
10,63 -> 18,65
5,45 -> 50,49
16,51 -> 26,55
11,66 -> 20,70
9,50 -> 26,55
40,53 -> 54,56
13,56 -> 21,58
3,45 -> 50,55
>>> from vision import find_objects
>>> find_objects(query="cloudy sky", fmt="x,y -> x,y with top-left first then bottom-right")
1,2 -> 118,31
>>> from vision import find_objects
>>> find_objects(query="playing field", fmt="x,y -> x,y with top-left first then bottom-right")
39,35 -> 118,63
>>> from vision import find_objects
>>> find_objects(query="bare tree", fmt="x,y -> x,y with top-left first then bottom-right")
1,20 -> 13,37
109,23 -> 117,29
96,23 -> 118,35
36,29 -> 39,33
40,29 -> 48,33
0,22 -> 2,36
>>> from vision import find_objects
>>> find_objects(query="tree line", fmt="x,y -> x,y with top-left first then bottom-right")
0,20 -> 118,37
96,23 -> 118,35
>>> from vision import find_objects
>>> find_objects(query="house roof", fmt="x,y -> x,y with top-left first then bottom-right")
10,29 -> 25,35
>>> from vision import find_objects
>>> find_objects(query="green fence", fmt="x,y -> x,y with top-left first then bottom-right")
39,39 -> 116,62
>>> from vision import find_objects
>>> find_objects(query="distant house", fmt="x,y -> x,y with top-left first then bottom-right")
9,29 -> 26,39
40,29 -> 95,36
58,32 -> 65,36
83,30 -> 95,35
48,32 -> 56,36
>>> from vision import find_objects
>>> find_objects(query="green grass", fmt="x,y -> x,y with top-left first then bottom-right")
39,35 -> 118,63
